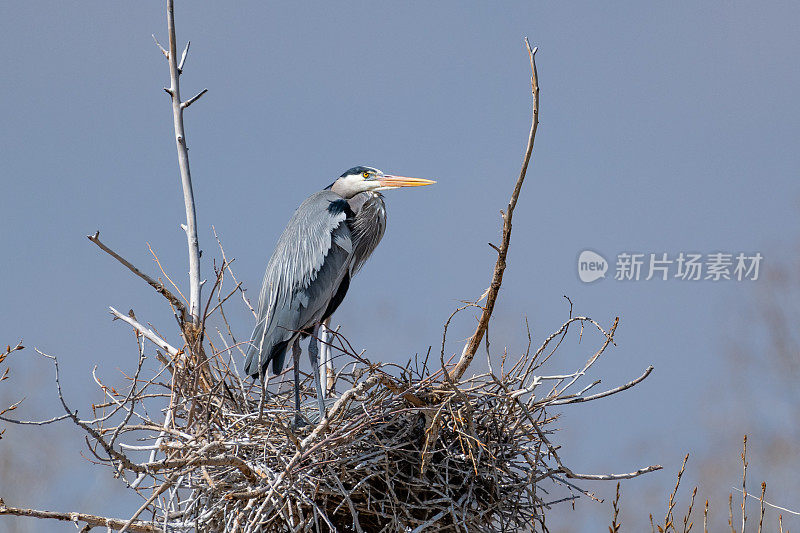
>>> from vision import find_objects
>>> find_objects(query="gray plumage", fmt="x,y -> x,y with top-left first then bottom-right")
244,190 -> 364,378
348,192 -> 387,276
243,166 -> 433,423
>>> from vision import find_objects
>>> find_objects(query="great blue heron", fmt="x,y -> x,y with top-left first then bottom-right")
244,166 -> 435,424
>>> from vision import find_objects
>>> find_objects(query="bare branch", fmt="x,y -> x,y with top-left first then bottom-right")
163,0 -> 202,324
119,479 -> 173,533
0,413 -> 70,426
177,40 -> 190,73
0,499 -> 157,533
181,88 -> 207,109
88,231 -> 187,321
450,39 -> 539,381
732,488 -> 800,516
151,34 -> 168,59
34,349 -> 145,476
109,307 -> 181,357
562,465 -> 663,481
548,365 -> 653,406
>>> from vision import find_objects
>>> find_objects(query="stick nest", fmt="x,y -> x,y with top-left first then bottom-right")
41,301 -> 651,532
1,254 -> 658,533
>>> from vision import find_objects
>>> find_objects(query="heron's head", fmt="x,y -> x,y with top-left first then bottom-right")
330,166 -> 435,199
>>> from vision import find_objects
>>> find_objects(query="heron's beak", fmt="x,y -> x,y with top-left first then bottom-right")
378,175 -> 437,188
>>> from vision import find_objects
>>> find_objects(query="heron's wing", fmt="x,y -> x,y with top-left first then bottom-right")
244,191 -> 353,378
347,192 -> 386,276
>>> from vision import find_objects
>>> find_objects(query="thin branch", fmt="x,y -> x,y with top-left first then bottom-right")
88,231 -> 187,322
0,413 -> 70,426
146,242 -> 188,305
36,349 -> 145,475
0,499 -> 157,533
181,88 -> 208,109
562,465 -> 663,481
450,39 -> 539,381
731,488 -> 800,516
163,0 -> 202,325
548,365 -> 653,405
151,34 -> 168,58
119,479 -> 173,533
109,307 -> 181,357
177,40 -> 190,72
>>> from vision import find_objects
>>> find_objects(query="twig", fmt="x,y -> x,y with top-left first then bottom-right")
88,231 -> 187,322
177,40 -> 190,72
0,499 -> 157,533
731,488 -> 800,516
741,434 -> 747,533
181,88 -> 208,109
609,482 -> 621,532
548,365 -> 653,405
119,479 -> 173,533
665,453 -> 689,531
450,38 -> 540,381
109,307 -> 181,357
151,34 -> 168,58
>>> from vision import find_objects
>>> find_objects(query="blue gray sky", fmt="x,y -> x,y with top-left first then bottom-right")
2,1 -> 799,530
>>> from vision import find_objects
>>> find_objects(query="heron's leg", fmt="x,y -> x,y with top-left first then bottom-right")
319,318 -> 332,398
292,340 -> 304,428
257,371 -> 270,421
308,324 -> 327,422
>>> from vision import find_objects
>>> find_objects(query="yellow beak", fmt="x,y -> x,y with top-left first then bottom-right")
378,175 -> 437,188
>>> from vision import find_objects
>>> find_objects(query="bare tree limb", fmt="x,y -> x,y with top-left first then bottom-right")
450,38 -> 539,381
548,365 -> 654,405
0,412 -> 70,426
162,0 -> 203,325
109,307 -> 181,357
88,231 -> 187,321
0,499 -> 157,533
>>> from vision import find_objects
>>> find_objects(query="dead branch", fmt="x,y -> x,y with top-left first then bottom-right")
109,306 -> 181,357
450,38 -> 540,381
159,0 -> 203,325
0,498 -> 157,533
87,231 -> 188,322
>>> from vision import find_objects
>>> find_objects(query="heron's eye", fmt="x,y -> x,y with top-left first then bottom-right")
362,172 -> 370,179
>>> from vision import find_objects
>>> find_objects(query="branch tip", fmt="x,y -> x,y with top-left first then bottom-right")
152,34 -> 168,59
181,88 -> 208,109
178,40 -> 191,73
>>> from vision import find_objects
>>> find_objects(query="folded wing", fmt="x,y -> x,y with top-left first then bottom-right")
244,191 -> 353,379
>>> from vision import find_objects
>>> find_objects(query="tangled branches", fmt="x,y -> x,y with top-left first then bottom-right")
1,261 -> 658,531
